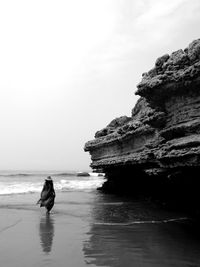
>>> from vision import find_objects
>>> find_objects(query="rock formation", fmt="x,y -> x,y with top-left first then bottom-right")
85,39 -> 200,212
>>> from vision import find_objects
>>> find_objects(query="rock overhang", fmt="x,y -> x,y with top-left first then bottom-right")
85,39 -> 200,174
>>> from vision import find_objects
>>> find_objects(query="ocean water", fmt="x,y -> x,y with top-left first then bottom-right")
0,171 -> 200,267
0,170 -> 104,195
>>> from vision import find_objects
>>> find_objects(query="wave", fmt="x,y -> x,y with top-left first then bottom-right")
53,172 -> 77,177
94,217 -> 189,226
0,173 -> 33,177
56,178 -> 104,191
0,183 -> 42,195
0,171 -> 102,178
0,177 -> 105,196
0,172 -> 77,177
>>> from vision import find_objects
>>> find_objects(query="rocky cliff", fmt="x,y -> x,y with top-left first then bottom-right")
85,39 -> 200,211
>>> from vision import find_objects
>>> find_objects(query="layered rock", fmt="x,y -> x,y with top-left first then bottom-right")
85,39 -> 200,211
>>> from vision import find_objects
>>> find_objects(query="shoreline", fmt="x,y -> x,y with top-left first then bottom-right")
1,190 -> 200,266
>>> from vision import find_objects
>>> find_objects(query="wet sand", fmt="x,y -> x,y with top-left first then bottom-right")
0,191 -> 200,267
0,192 -> 91,267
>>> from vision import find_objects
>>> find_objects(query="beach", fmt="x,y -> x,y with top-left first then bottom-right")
0,172 -> 200,267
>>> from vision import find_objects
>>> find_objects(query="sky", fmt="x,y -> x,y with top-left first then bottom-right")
0,0 -> 200,171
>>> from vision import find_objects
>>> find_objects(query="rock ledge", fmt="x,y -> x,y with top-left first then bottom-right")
84,39 -> 200,211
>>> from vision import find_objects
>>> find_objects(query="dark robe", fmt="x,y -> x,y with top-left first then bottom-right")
38,180 -> 56,213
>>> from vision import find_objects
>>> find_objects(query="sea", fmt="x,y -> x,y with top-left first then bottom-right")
0,170 -> 200,267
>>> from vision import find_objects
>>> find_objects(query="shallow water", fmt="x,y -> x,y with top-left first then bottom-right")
0,173 -> 200,266
82,193 -> 200,267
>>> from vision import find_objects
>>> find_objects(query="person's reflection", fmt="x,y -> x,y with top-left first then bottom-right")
39,214 -> 54,254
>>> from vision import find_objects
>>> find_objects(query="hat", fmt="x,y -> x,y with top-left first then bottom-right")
45,176 -> 52,181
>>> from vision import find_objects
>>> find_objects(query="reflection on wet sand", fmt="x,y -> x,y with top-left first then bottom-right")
39,214 -> 54,254
83,193 -> 200,267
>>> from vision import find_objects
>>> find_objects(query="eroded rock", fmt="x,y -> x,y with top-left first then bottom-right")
84,39 -> 200,211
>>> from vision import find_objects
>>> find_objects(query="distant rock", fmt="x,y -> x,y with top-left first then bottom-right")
77,172 -> 90,177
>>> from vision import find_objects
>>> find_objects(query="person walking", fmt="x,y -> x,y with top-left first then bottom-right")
37,176 -> 56,214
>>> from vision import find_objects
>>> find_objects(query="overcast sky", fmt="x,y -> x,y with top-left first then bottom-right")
0,0 -> 199,171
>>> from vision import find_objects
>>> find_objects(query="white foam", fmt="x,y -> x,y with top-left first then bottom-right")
0,182 -> 42,195
89,172 -> 105,177
0,177 -> 105,195
55,177 -> 104,191
94,217 -> 189,226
